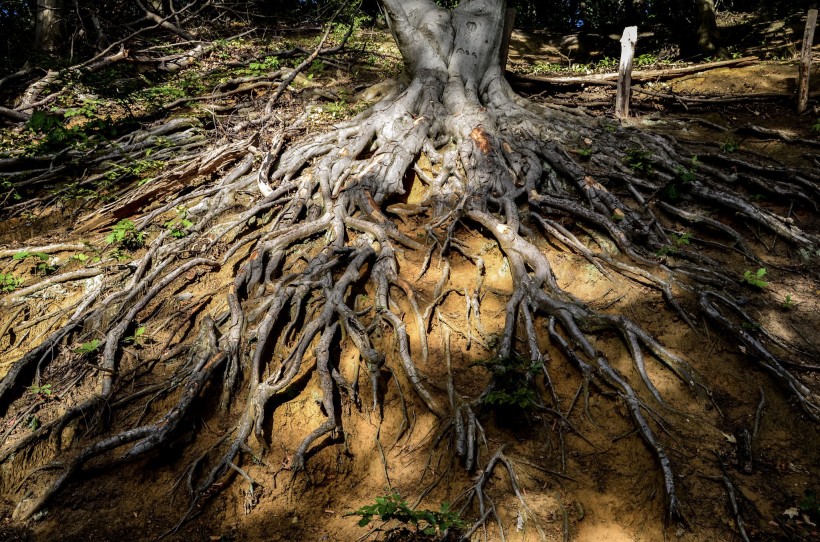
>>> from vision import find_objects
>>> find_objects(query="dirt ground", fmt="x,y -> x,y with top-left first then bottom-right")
1,16 -> 820,542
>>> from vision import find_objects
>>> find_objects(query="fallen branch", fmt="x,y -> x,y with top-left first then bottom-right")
509,55 -> 759,85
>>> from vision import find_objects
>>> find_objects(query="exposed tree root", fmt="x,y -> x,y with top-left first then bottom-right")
0,0 -> 819,538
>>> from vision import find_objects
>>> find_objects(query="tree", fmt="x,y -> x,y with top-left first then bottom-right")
692,0 -> 725,57
33,0 -> 64,52
0,0 -> 817,537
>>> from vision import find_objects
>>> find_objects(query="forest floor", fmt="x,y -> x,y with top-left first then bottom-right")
1,9 -> 819,542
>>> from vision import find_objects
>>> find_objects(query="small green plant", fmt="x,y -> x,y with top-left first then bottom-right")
178,72 -> 206,95
110,248 -> 130,262
105,159 -> 163,183
782,295 -> 796,310
248,56 -> 281,74
138,84 -> 186,102
124,325 -> 147,344
347,493 -> 466,538
812,119 -> 820,134
164,206 -> 194,238
26,107 -> 118,154
676,155 -> 699,183
577,147 -> 593,159
741,268 -> 768,288
656,231 -> 692,257
13,250 -> 56,275
480,355 -> 543,411
597,56 -> 617,69
28,383 -> 53,396
623,147 -> 653,173
1,178 -> 21,202
635,53 -> 659,67
306,59 -> 326,79
722,139 -> 739,153
531,61 -> 563,75
670,232 -> 692,246
75,339 -> 101,355
27,415 -> 40,431
0,272 -> 22,292
63,99 -> 100,120
106,219 -> 145,250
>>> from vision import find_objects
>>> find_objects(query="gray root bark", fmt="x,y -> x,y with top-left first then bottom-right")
694,0 -> 725,57
34,0 -> 64,52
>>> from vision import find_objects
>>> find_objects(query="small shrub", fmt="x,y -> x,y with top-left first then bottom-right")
623,147 -> 653,173
75,339 -> 101,355
635,53 -> 659,67
28,383 -> 53,396
0,273 -> 22,292
106,219 -> 145,250
164,206 -> 193,238
531,61 -> 563,75
577,147 -> 593,159
248,56 -> 280,74
479,355 -> 543,411
13,251 -> 57,275
597,56 -> 617,69
656,231 -> 692,257
123,325 -> 147,345
741,268 -> 768,289
348,493 -> 466,539
722,139 -> 739,153
676,155 -> 699,183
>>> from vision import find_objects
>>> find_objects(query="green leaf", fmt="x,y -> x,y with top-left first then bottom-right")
742,268 -> 768,288
75,339 -> 100,354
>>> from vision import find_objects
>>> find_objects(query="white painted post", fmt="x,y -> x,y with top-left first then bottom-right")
797,9 -> 818,114
616,26 -> 638,119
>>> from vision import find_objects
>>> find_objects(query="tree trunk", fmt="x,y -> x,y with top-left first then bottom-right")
374,0 -> 517,201
693,0 -> 725,57
33,0 -> 63,53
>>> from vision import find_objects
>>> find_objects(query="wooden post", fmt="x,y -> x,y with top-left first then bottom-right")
616,26 -> 638,119
499,8 -> 516,70
797,8 -> 818,114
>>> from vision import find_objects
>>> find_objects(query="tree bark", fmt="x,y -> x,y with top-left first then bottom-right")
34,0 -> 64,53
693,0 -> 725,57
